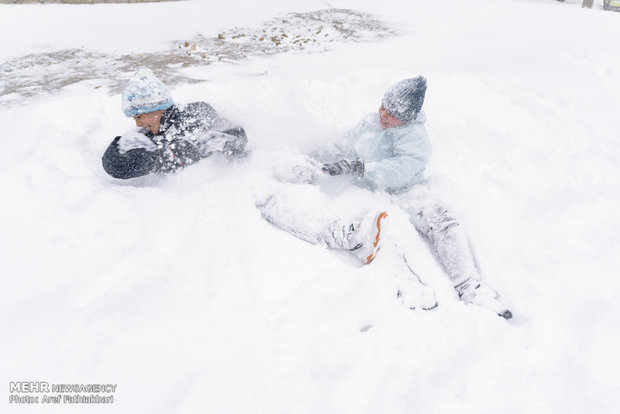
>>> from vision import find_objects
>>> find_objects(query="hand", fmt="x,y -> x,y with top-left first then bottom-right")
321,159 -> 364,177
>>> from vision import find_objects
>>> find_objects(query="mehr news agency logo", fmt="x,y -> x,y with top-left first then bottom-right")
9,382 -> 117,405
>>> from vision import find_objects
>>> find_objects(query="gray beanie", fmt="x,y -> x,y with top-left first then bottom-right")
381,76 -> 427,122
121,67 -> 174,117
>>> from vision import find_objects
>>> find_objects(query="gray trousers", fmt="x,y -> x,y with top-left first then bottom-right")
257,183 -> 482,288
393,185 -> 481,288
257,184 -> 361,250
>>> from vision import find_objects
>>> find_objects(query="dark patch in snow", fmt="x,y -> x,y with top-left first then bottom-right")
359,324 -> 373,333
0,9 -> 395,108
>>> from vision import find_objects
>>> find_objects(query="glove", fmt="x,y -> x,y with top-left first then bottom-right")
321,159 -> 364,177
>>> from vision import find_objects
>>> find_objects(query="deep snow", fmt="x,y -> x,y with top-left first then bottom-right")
1,0 -> 620,413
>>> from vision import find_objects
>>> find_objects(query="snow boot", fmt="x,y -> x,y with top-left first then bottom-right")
397,283 -> 437,311
330,211 -> 388,264
456,279 -> 512,319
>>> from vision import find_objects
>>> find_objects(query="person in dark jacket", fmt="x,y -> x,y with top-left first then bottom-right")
102,67 -> 247,179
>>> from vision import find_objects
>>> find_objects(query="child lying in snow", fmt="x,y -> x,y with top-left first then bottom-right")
102,67 -> 247,180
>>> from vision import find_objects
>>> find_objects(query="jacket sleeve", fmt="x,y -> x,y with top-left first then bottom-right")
102,136 -> 203,179
195,127 -> 248,158
102,136 -> 158,179
170,102 -> 248,159
361,133 -> 430,191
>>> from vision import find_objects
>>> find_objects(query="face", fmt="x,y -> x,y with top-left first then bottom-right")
378,105 -> 405,130
133,110 -> 164,134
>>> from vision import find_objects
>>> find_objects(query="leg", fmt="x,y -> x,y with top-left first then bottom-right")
395,186 -> 480,287
395,185 -> 512,318
256,185 -> 339,247
256,184 -> 386,264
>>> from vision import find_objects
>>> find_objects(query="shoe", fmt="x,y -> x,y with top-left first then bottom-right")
350,211 -> 388,264
330,211 -> 388,264
456,279 -> 513,319
397,284 -> 437,311
396,254 -> 438,310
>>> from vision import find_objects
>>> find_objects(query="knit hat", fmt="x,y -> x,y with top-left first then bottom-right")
121,67 -> 174,117
381,76 -> 427,122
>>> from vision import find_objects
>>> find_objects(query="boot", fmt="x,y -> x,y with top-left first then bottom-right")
328,211 -> 388,264
455,278 -> 513,319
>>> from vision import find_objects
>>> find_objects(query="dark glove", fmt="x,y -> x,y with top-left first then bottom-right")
321,159 -> 364,177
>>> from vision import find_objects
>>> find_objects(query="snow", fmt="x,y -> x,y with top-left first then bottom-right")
2,0 -> 620,413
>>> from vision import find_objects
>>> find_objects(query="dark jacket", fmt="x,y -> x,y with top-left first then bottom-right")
102,102 -> 247,179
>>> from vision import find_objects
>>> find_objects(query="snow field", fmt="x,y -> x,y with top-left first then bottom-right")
2,0 -> 620,413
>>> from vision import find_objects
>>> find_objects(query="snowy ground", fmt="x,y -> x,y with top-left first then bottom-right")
1,0 -> 620,413
0,8 -> 394,107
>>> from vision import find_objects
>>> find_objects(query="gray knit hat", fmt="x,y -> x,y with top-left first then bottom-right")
382,76 -> 427,122
121,68 -> 174,117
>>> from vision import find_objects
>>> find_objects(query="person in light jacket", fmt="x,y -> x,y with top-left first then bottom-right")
259,77 -> 512,319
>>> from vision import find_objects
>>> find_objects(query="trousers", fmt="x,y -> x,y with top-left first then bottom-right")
257,180 -> 482,288
393,185 -> 481,288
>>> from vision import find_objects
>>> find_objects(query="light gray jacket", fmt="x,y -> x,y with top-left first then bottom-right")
335,111 -> 431,193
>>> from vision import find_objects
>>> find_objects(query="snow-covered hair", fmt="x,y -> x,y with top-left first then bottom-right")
121,67 -> 174,117
382,76 -> 427,122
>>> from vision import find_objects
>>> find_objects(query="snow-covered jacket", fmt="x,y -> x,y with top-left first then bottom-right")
103,102 -> 247,179
335,111 -> 431,193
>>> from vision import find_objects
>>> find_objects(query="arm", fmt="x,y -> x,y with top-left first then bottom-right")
362,133 -> 430,191
102,136 -> 202,179
320,117 -> 369,175
102,137 -> 158,179
322,119 -> 431,192
167,102 -> 248,159
196,127 -> 248,158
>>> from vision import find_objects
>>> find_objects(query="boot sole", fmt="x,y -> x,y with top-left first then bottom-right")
363,211 -> 388,264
